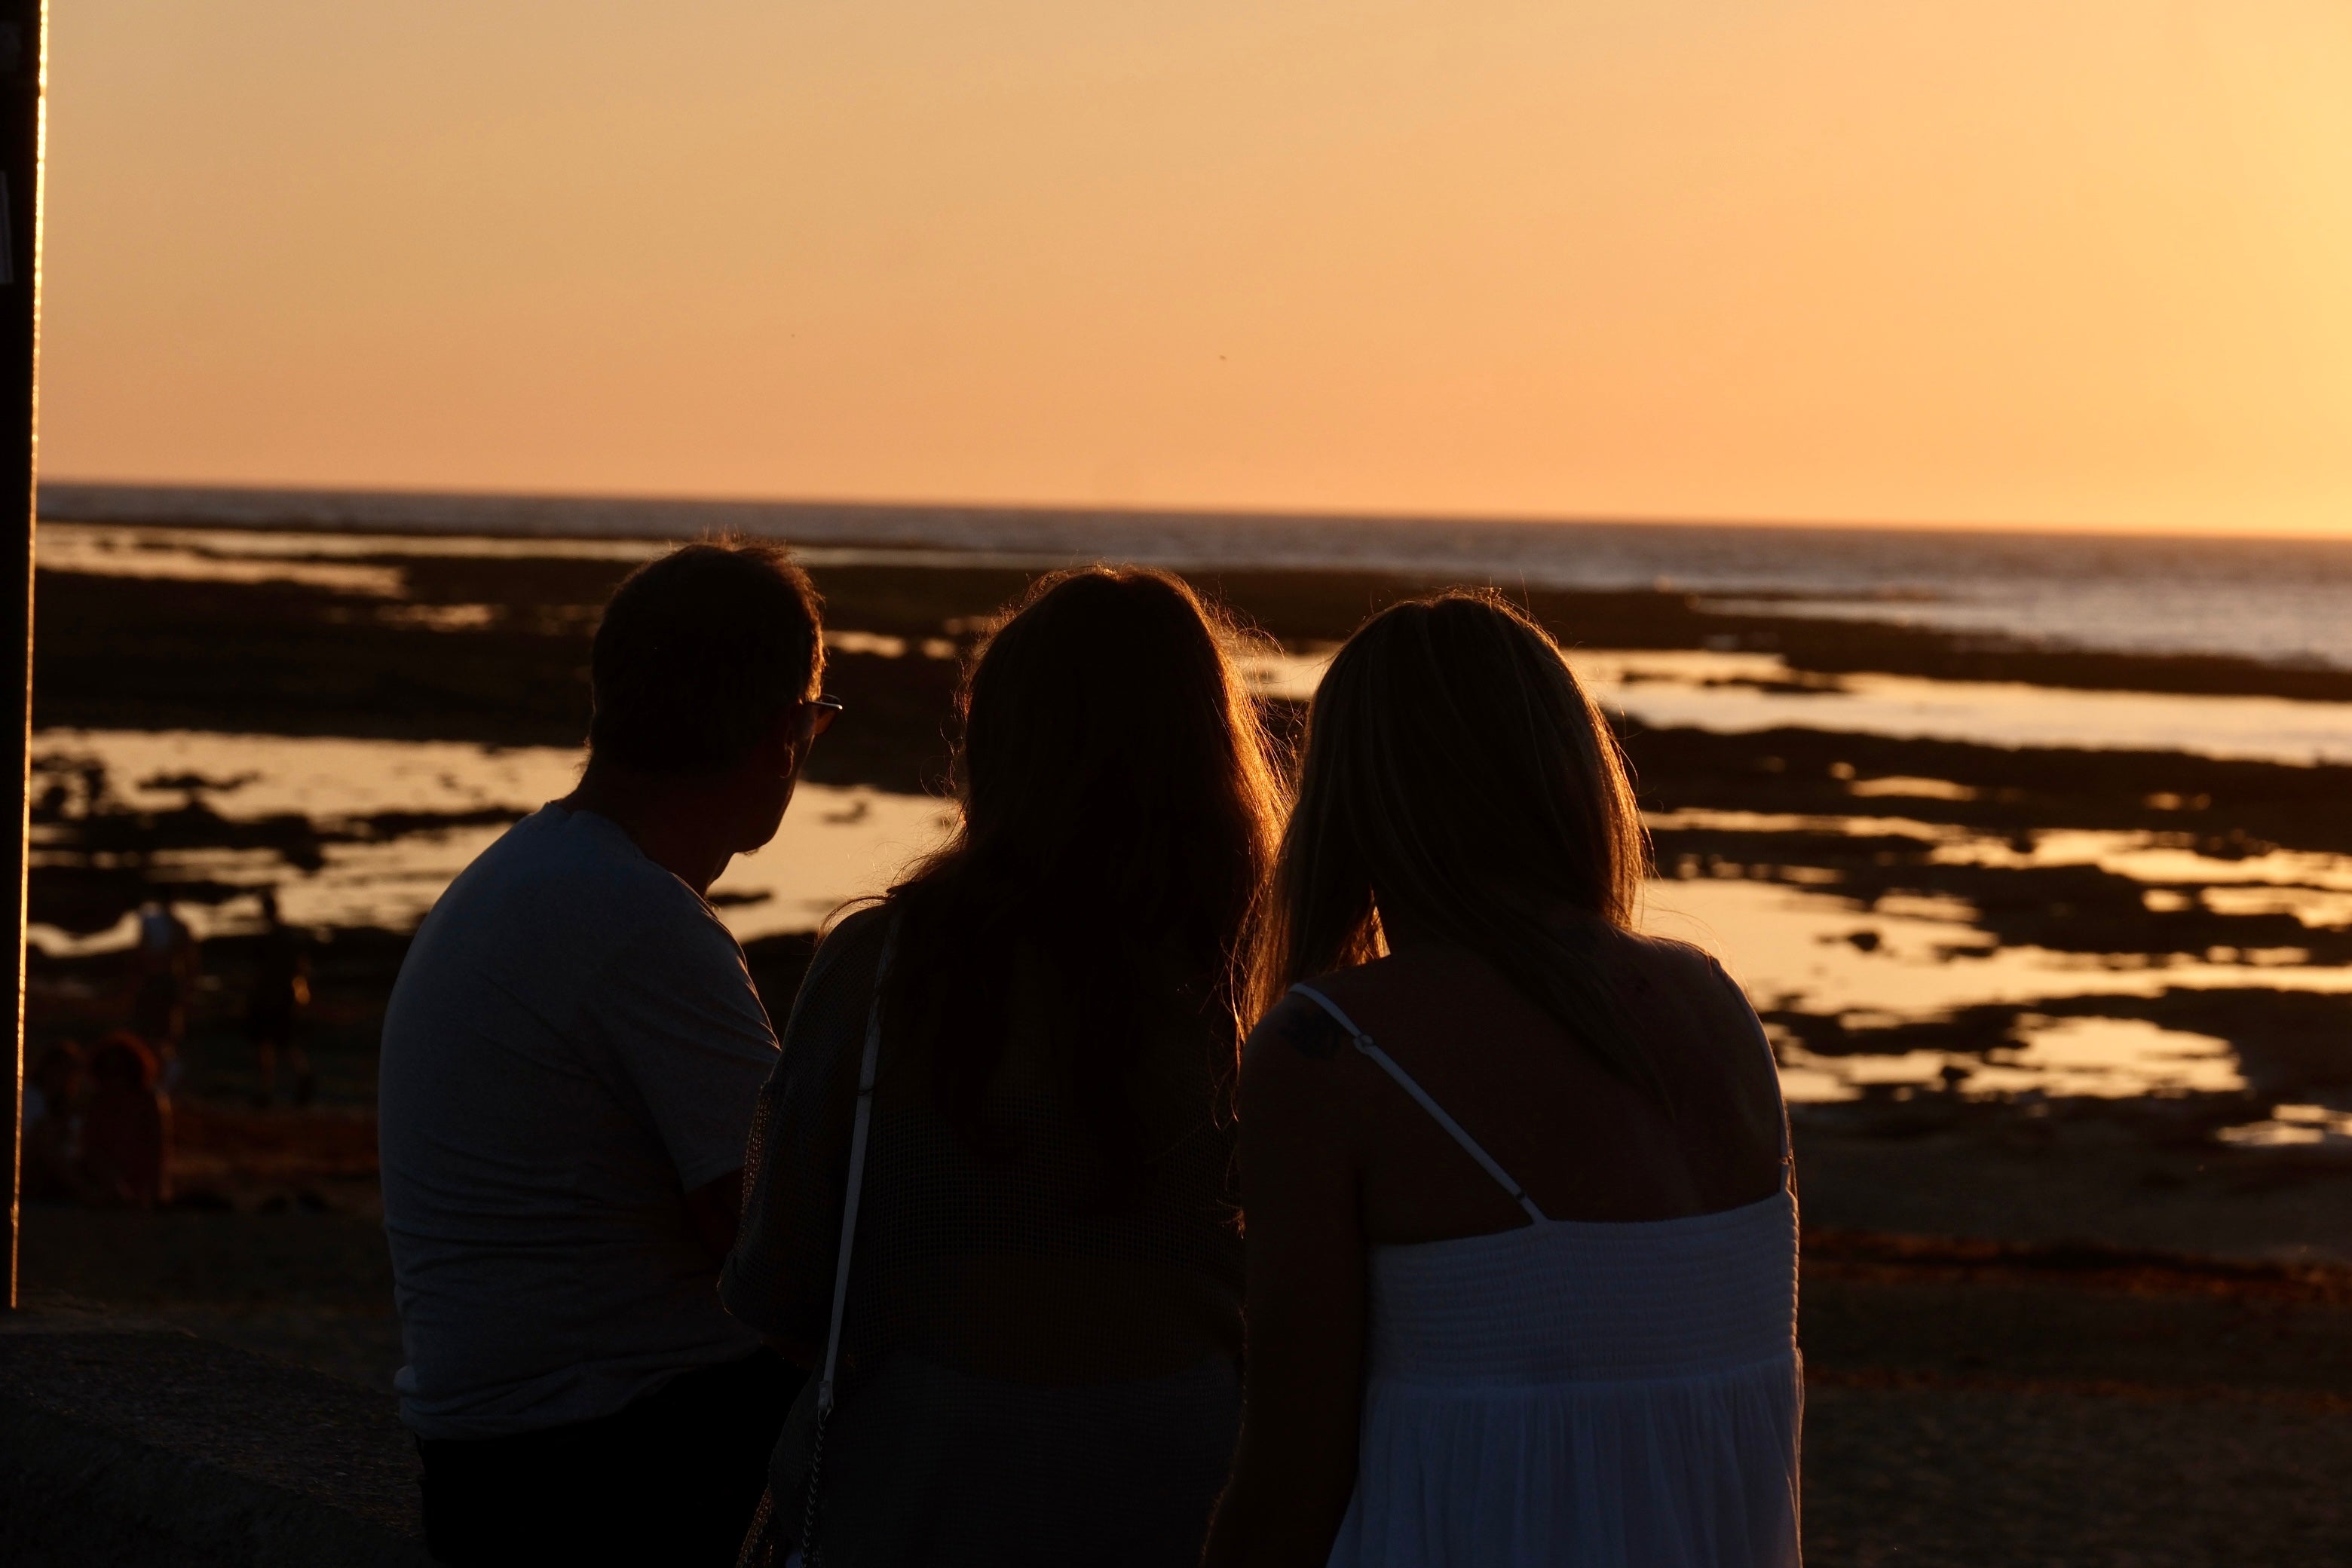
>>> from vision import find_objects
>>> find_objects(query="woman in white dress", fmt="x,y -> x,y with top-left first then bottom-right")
1204,591 -> 1800,1568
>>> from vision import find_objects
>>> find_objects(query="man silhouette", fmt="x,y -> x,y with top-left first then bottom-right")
381,541 -> 838,1565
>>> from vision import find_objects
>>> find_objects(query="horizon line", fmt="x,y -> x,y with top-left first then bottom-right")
33,476 -> 2352,547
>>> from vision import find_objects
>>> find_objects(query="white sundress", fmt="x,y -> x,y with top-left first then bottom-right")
1291,985 -> 1802,1568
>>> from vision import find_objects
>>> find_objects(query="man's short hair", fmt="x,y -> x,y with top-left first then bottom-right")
589,540 -> 825,775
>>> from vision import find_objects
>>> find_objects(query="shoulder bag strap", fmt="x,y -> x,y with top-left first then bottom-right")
816,918 -> 892,1418
801,916 -> 895,1565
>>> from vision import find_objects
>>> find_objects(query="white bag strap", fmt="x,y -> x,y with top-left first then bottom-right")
816,920 -> 895,1419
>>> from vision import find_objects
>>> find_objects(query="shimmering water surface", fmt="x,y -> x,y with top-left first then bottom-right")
38,673 -> 2352,1139
33,505 -> 2352,1150
32,729 -> 952,953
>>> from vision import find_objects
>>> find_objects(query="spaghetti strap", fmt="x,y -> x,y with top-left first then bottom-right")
1291,984 -> 1548,1224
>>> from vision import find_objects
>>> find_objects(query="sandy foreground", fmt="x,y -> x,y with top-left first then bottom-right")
23,1115 -> 2352,1568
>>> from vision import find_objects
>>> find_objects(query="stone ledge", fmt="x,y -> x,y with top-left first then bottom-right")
0,1312 -> 430,1566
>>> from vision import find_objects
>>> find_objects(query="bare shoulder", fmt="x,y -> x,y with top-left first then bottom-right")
1609,930 -> 1784,1127
1606,925 -> 1717,972
1244,988 -> 1358,1064
1266,945 -> 1463,1024
1604,929 -> 1750,1012
1238,984 -> 1378,1150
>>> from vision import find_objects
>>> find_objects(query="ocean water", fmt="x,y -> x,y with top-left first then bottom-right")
50,511 -> 2352,764
42,483 -> 2352,670
29,493 -> 2352,1136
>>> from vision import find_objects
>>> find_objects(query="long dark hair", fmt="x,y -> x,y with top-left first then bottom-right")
1254,590 -> 1660,1092
881,566 -> 1285,1184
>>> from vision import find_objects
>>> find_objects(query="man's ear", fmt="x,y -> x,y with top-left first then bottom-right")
761,705 -> 807,776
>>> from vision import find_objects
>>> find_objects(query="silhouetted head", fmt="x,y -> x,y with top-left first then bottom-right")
88,1031 -> 159,1092
257,887 -> 281,926
586,539 -> 829,853
887,566 -> 1285,1177
954,568 -> 1282,887
1260,590 -> 1658,1086
590,540 -> 825,776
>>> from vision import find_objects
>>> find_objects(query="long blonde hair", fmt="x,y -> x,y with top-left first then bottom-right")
1252,590 -> 1658,1089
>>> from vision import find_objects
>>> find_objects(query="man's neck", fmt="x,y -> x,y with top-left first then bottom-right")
559,762 -> 735,897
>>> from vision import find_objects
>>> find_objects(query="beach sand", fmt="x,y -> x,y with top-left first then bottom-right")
23,1196 -> 2351,1565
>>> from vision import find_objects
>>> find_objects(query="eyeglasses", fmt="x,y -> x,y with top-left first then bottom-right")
803,694 -> 844,738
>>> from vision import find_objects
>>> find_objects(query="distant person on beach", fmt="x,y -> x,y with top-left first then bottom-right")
380,542 -> 836,1566
722,568 -> 1282,1567
22,1040 -> 87,1199
246,886 -> 314,1107
128,899 -> 198,1085
1205,593 -> 1800,1568
79,1031 -> 172,1206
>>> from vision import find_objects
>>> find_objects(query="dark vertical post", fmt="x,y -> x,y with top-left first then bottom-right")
0,2 -> 42,1311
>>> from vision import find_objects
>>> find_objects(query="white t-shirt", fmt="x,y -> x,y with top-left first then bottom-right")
379,804 -> 779,1440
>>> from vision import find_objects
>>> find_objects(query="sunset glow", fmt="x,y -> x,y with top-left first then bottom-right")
39,1 -> 2352,534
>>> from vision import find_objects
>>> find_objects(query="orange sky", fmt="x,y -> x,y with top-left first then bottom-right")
35,2 -> 2352,535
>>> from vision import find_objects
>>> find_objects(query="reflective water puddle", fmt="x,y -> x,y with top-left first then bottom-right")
1242,646 -> 2352,767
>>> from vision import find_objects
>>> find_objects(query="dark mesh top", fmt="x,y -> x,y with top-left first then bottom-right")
721,905 -> 1245,1567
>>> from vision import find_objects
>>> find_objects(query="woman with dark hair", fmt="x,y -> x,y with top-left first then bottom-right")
1205,592 -> 1799,1568
723,566 -> 1284,1566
